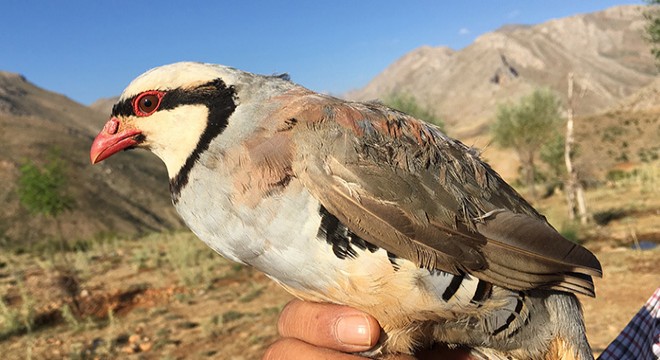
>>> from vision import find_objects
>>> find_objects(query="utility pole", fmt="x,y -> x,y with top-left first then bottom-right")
564,73 -> 589,225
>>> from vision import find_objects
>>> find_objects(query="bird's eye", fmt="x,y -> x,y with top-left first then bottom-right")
134,91 -> 164,116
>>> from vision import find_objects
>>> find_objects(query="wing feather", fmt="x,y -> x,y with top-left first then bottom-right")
285,94 -> 601,296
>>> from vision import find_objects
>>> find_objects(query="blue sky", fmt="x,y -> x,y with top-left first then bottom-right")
0,1 -> 643,105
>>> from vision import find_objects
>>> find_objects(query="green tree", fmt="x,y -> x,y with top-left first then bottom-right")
384,92 -> 445,130
18,152 -> 73,249
491,89 -> 563,198
540,132 -> 567,182
645,0 -> 660,65
18,157 -> 72,217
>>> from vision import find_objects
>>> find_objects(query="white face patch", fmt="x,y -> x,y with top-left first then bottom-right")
121,62 -> 242,101
135,104 -> 209,178
114,62 -> 247,180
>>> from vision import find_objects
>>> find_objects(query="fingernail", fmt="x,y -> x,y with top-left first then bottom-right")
335,315 -> 372,347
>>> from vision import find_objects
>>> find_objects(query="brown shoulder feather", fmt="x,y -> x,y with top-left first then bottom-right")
282,92 -> 601,296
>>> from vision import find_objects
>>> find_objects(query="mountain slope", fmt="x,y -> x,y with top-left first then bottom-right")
0,71 -> 182,246
348,5 -> 657,139
615,77 -> 660,113
573,77 -> 660,180
90,96 -> 119,116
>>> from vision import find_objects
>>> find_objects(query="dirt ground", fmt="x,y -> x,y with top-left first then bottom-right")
0,234 -> 658,359
580,247 -> 660,355
1,175 -> 658,359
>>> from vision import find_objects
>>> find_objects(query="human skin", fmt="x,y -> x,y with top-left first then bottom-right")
263,299 -> 473,360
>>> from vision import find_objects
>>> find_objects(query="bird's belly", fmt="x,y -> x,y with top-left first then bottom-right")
175,180 -> 345,289
174,177 -> 535,355
174,179 -> 506,321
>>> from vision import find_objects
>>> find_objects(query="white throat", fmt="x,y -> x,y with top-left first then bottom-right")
140,104 -> 209,178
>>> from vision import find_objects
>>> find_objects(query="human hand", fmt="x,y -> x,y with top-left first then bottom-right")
263,299 -> 472,360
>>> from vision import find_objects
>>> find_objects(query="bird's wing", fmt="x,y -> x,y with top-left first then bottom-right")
281,92 -> 601,296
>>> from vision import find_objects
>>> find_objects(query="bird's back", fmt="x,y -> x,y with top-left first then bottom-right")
171,86 -> 598,359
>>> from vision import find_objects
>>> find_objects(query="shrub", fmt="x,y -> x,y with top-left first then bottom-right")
17,152 -> 73,217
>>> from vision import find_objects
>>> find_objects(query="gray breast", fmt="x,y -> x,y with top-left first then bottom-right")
174,160 -> 528,343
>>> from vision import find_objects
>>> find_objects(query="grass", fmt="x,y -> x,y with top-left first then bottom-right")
221,310 -> 245,324
238,285 -> 265,303
160,232 -> 219,288
0,228 -> 273,358
1,230 -> 251,357
536,162 -> 660,244
559,222 -> 581,244
0,167 -> 657,357
0,297 -> 24,339
202,314 -> 221,338
60,303 -> 82,332
0,266 -> 36,340
606,163 -> 659,188
0,230 -> 207,342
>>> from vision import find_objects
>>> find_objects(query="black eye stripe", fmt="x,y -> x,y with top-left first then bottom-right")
110,79 -> 235,118
111,93 -> 172,117
111,97 -> 133,117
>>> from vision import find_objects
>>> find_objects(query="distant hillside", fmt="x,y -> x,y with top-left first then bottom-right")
0,71 -> 182,246
348,5 -> 657,139
574,78 -> 660,181
615,77 -> 660,113
90,96 -> 119,116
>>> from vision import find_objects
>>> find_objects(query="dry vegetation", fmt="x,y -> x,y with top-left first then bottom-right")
0,164 -> 658,359
0,232 -> 291,359
2,5 -> 657,358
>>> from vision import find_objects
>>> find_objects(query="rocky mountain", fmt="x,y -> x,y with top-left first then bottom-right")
573,77 -> 660,180
615,77 -> 660,113
0,72 -> 182,246
348,5 -> 657,139
90,96 -> 120,116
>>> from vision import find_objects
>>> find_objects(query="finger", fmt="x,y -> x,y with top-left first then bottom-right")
263,338 -> 374,360
277,299 -> 381,353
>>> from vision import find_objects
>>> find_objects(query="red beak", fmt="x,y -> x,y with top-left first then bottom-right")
90,118 -> 142,164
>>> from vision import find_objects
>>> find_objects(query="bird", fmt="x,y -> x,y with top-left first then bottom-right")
90,62 -> 601,360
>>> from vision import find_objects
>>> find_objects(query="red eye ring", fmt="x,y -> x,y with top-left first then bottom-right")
133,91 -> 165,117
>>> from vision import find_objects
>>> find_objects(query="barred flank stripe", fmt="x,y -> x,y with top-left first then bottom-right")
492,295 -> 525,336
441,273 -> 464,302
317,205 -> 380,260
471,280 -> 492,305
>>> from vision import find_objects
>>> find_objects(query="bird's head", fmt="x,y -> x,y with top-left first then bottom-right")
90,62 -> 241,178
